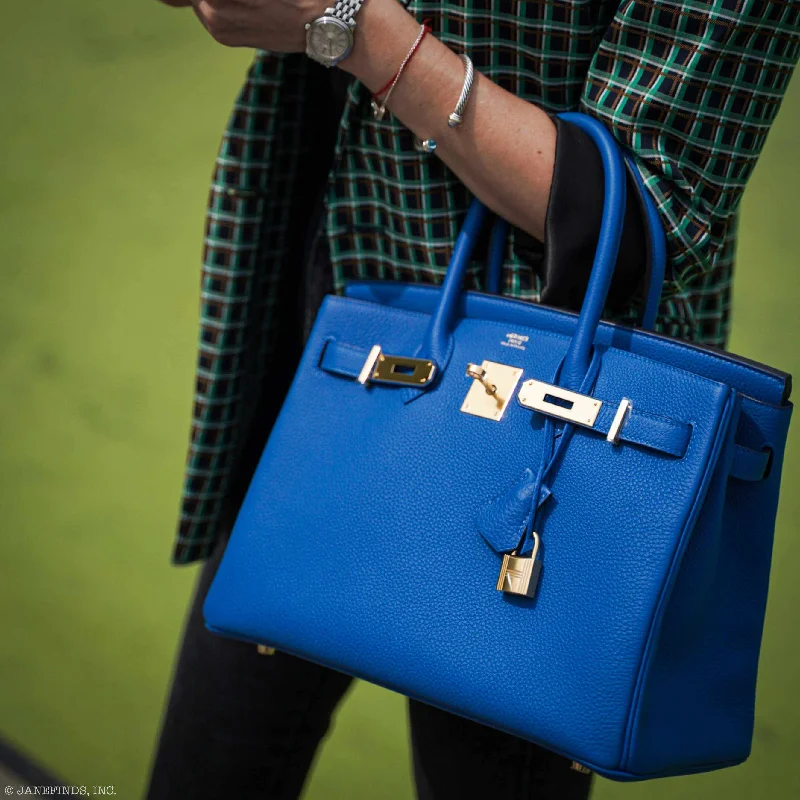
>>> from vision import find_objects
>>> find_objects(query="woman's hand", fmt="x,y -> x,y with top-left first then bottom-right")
188,0 -> 328,52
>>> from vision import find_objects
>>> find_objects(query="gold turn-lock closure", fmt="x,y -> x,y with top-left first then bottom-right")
461,360 -> 523,422
497,531 -> 542,598
466,364 -> 497,395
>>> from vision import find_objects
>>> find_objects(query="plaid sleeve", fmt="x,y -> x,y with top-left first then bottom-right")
579,0 -> 800,292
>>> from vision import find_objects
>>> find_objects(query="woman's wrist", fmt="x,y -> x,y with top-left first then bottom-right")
339,0 -> 431,92
340,0 -> 467,145
337,0 -> 555,242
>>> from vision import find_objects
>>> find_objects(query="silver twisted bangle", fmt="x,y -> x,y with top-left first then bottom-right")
414,52 -> 474,154
448,54 -> 474,128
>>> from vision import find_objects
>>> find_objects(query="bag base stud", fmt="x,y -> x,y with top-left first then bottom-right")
571,762 -> 592,774
256,645 -> 276,656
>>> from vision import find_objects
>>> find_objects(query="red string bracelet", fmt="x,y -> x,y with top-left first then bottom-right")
370,20 -> 432,119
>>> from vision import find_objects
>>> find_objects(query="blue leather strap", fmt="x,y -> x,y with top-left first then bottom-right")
318,338 -> 369,377
730,444 -> 771,482
522,393 -> 692,458
487,216 -> 508,295
516,349 -> 605,553
556,112 -> 626,391
604,405 -> 689,458
320,338 -> 691,458
624,154 -> 666,330
415,199 -> 490,379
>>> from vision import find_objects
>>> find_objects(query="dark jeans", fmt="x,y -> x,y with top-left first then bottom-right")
147,525 -> 593,800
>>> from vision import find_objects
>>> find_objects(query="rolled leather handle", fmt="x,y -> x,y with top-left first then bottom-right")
484,152 -> 666,331
556,112 -> 627,390
416,198 -> 490,373
419,111 -> 665,392
625,152 -> 666,330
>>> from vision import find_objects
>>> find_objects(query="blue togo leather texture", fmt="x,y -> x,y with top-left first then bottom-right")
203,113 -> 793,780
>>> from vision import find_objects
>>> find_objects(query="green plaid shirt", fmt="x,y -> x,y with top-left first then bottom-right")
173,0 -> 800,564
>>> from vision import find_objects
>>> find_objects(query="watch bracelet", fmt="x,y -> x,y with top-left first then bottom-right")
332,0 -> 363,23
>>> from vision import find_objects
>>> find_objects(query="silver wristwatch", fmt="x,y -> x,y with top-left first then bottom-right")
304,0 -> 365,68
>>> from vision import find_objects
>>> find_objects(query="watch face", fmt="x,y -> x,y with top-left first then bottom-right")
307,17 -> 352,64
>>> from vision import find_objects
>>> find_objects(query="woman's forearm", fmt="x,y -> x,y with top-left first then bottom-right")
341,0 -> 556,242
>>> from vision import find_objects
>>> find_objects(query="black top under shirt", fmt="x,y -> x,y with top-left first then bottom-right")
221,69 -> 648,521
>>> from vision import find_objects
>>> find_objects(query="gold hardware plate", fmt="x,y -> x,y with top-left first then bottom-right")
372,353 -> 437,386
461,360 -> 523,421
517,379 -> 602,428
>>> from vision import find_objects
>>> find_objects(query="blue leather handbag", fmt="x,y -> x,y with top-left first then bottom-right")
203,113 -> 793,780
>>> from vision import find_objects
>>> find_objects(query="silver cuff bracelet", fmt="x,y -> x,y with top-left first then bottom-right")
448,54 -> 474,128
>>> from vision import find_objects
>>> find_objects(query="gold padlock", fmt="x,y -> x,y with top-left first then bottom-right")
496,531 -> 541,598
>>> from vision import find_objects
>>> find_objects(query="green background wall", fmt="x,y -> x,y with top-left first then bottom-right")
1,3 -> 797,797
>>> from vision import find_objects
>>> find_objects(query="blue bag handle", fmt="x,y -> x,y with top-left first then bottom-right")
419,111 -> 667,392
627,151 -> 667,330
484,139 -> 665,332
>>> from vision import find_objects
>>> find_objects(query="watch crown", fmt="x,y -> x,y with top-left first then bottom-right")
305,22 -> 311,29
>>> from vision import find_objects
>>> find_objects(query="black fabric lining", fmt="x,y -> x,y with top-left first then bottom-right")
513,115 -> 647,314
